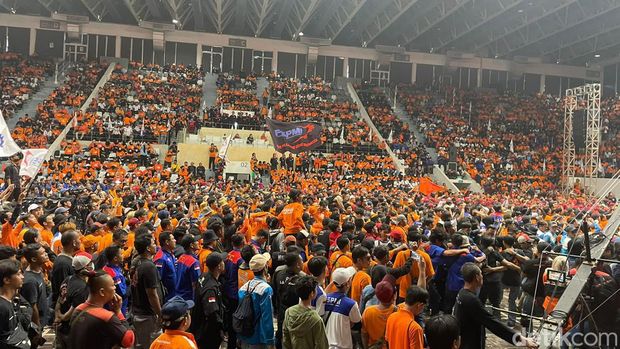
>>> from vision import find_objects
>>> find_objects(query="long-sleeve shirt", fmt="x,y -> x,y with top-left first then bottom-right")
454,288 -> 521,349
154,248 -> 177,302
277,202 -> 305,235
238,276 -> 275,346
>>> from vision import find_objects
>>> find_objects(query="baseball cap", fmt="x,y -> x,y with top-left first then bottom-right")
375,277 -> 396,303
81,235 -> 99,250
28,204 -> 40,212
72,255 -> 93,271
332,266 -> 356,287
296,230 -> 309,240
283,235 -> 297,245
54,207 -> 69,215
161,296 -> 195,323
207,216 -> 223,229
249,252 -> 271,272
205,252 -> 228,270
389,230 -> 404,242
128,218 -> 140,228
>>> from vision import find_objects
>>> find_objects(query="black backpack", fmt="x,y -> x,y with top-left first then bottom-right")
279,274 -> 302,310
233,281 -> 260,337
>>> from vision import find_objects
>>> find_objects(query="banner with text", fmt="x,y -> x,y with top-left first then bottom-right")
266,119 -> 322,154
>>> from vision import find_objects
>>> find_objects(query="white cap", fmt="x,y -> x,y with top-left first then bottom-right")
332,266 -> 356,287
28,204 -> 40,212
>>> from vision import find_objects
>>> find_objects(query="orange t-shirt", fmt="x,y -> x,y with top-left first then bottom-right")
277,202 -> 305,235
393,249 -> 435,299
1,222 -> 18,248
362,305 -> 398,348
350,269 -> 371,305
150,330 -> 198,349
237,267 -> 255,289
329,250 -> 353,271
385,307 -> 424,349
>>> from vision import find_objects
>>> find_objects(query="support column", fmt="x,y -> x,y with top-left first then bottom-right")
477,67 -> 482,88
411,62 -> 417,84
540,74 -> 546,94
272,51 -> 278,74
29,28 -> 36,55
195,43 -> 202,68
115,35 -> 121,58
342,57 -> 349,78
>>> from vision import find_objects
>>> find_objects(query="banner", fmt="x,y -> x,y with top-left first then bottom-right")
20,149 -> 47,178
218,135 -> 232,159
418,177 -> 445,196
266,119 -> 322,154
0,110 -> 23,157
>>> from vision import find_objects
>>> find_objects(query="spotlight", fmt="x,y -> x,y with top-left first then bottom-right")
594,54 -> 600,58
172,19 -> 179,24
298,32 -> 304,36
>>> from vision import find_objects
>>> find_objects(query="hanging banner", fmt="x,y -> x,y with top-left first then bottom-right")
266,119 -> 323,154
20,149 -> 47,178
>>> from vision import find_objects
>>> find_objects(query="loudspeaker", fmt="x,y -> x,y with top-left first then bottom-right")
449,146 -> 458,162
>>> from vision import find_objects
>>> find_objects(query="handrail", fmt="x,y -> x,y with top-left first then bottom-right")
346,82 -> 406,174
44,63 -> 116,161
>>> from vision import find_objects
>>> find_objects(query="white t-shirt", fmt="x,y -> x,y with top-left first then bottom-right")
323,292 -> 362,349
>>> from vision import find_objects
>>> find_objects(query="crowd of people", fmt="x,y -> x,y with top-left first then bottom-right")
356,85 -> 433,177
1,165 -> 618,349
69,63 -> 203,144
0,53 -> 52,119
10,62 -> 106,148
397,84 -> 619,192
1,53 -> 620,349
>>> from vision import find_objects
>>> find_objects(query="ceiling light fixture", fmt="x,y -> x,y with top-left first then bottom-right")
298,32 -> 304,36
594,54 -> 601,58
172,19 -> 179,24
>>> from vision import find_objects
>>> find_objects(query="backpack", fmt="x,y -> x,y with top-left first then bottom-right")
233,281 -> 260,337
279,273 -> 302,310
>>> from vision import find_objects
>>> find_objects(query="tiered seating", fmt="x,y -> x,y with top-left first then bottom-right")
204,72 -> 261,129
0,52 -> 52,118
11,62 -> 106,148
356,84 -> 433,176
74,62 -> 203,143
398,85 -> 567,192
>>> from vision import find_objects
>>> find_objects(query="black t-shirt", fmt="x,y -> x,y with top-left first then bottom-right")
130,257 -> 162,316
482,247 -> 504,283
0,296 -> 17,344
58,275 -> 89,334
21,270 -> 48,323
69,305 -> 131,349
454,288 -> 519,349
500,250 -> 521,287
51,254 -> 74,304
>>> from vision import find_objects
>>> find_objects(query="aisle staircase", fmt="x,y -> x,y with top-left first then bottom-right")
256,77 -> 270,106
202,73 -> 218,108
384,87 -> 483,193
7,74 -> 64,130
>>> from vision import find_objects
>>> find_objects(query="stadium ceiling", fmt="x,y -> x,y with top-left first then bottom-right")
2,0 -> 619,66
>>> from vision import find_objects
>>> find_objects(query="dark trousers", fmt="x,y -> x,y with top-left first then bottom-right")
444,289 -> 459,314
428,279 -> 445,316
479,281 -> 503,318
209,156 -> 216,170
225,298 -> 239,349
198,323 -> 223,349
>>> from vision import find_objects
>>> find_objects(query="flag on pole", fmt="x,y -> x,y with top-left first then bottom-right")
218,135 -> 232,159
368,128 -> 373,142
418,177 -> 445,196
509,139 -> 514,153
387,129 -> 393,143
19,149 -> 47,178
0,110 -> 23,157
339,127 -> 345,143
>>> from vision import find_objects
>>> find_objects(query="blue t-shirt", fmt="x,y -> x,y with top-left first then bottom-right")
446,252 -> 476,292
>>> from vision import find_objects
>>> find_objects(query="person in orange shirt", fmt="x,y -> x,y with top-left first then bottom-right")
349,246 -> 372,305
385,286 -> 428,349
393,233 -> 434,301
150,296 -> 198,349
0,211 -> 18,248
277,189 -> 306,235
237,245 -> 255,289
361,274 -> 399,349
329,236 -> 353,272
37,214 -> 55,246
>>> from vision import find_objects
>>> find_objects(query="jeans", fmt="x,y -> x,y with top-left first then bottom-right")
133,314 -> 161,349
504,284 -> 521,324
479,281 -> 503,319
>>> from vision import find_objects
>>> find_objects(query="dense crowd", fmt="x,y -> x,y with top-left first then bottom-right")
10,62 -> 106,148
70,63 -> 203,144
356,85 -> 433,177
1,155 -> 618,349
397,85 -> 620,192
0,53 -> 53,119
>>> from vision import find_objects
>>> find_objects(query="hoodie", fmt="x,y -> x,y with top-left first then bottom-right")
282,304 -> 329,349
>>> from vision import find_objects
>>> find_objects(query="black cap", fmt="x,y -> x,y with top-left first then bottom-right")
203,230 -> 218,244
161,296 -> 194,323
